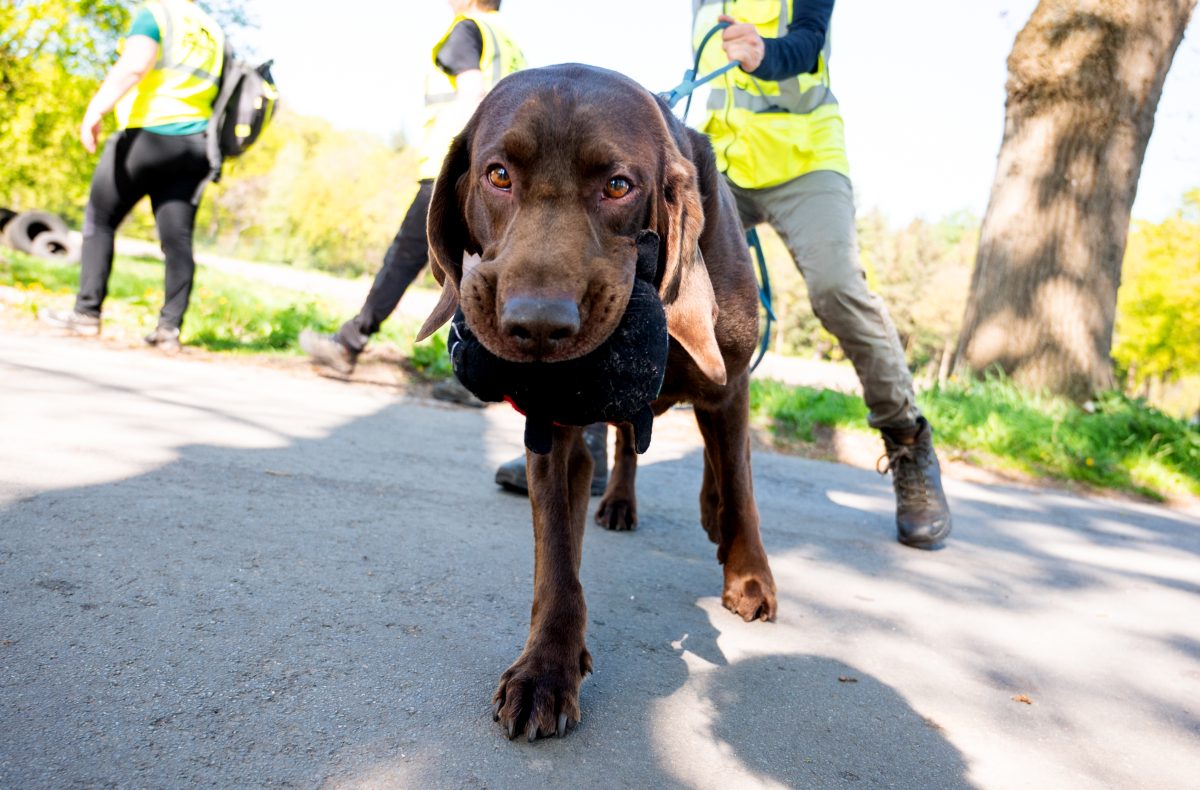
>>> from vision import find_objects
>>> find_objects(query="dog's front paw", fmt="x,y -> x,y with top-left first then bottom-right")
493,643 -> 592,741
722,557 -> 777,622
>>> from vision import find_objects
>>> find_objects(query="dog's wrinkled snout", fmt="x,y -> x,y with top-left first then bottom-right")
501,295 -> 581,356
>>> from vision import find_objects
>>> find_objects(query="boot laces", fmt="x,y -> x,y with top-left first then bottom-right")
877,443 -> 931,508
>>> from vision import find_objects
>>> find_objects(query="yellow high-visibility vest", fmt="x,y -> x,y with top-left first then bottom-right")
417,11 -> 525,180
695,0 -> 849,189
116,0 -> 225,130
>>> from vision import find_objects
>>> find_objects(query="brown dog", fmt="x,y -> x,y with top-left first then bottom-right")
416,64 -> 776,740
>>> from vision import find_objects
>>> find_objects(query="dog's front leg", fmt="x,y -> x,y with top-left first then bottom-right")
694,379 -> 777,622
494,425 -> 593,740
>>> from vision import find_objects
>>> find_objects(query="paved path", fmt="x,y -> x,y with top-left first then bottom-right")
2,329 -> 1198,789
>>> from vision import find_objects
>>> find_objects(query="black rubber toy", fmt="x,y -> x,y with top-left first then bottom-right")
449,230 -> 669,455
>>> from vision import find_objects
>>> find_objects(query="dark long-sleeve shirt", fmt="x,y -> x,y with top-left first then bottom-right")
747,0 -> 834,81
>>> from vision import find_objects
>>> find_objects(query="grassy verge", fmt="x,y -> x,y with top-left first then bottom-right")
0,248 -> 446,371
750,375 -> 1200,501
7,248 -> 1197,501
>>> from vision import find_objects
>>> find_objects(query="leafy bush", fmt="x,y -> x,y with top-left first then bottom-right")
1113,191 -> 1200,408
0,1 -> 126,220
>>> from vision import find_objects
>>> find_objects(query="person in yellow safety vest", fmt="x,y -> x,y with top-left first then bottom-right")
300,0 -> 525,380
41,0 -> 225,353
696,0 -> 952,548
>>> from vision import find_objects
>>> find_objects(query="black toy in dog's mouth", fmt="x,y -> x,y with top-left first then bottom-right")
448,230 -> 669,455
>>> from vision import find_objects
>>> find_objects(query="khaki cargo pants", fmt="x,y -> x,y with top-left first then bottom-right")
728,170 -> 920,430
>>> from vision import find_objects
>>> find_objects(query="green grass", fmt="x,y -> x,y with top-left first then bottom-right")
749,379 -> 867,442
7,247 -> 1197,501
750,374 -> 1200,501
921,377 -> 1200,500
0,247 -> 439,357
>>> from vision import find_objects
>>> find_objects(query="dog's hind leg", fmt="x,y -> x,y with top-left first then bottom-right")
693,380 -> 777,622
494,425 -> 594,740
594,422 -> 639,531
700,440 -> 722,545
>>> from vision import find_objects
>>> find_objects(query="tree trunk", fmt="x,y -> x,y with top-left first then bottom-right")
938,336 -> 955,384
953,0 -> 1196,400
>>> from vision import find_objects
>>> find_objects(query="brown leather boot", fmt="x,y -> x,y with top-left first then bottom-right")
494,423 -> 608,496
878,417 -> 952,549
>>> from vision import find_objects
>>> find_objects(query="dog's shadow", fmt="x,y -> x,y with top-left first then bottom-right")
576,514 -> 971,788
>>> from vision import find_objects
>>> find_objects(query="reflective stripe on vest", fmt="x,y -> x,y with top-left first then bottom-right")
417,11 -> 525,180
694,0 -> 849,188
116,0 -> 224,130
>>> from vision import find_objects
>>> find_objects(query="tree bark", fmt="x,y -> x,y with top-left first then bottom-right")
953,0 -> 1196,400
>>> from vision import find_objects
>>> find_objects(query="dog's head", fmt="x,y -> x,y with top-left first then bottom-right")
416,64 -> 726,385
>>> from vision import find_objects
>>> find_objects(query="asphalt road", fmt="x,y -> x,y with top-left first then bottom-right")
2,328 -> 1198,789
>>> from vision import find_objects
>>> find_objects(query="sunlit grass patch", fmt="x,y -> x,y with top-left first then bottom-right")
748,373 -> 1199,500
749,379 -> 866,442
0,248 -> 442,360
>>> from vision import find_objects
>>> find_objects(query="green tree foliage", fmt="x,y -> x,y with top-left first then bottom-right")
860,209 -> 978,374
195,111 -> 419,276
757,209 -> 978,378
2,1 -> 414,277
1113,190 -> 1200,414
0,0 -> 129,219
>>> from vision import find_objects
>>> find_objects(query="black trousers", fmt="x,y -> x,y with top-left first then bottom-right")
76,128 -> 210,329
335,180 -> 434,352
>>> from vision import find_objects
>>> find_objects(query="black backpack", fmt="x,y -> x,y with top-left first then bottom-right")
205,46 -> 278,182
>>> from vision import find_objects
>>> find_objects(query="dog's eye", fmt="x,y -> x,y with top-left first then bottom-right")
604,177 -> 632,199
487,165 -> 513,191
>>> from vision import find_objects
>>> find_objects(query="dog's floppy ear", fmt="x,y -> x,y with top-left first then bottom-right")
656,136 -> 727,386
416,119 -> 477,342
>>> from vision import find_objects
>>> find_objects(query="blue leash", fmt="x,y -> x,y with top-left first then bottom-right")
659,60 -> 739,112
746,228 -> 776,372
659,21 -> 737,117
658,22 -> 776,373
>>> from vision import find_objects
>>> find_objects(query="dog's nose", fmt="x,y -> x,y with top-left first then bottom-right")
501,296 -> 580,356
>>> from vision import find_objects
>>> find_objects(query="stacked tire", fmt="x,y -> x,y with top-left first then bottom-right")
0,208 -> 79,263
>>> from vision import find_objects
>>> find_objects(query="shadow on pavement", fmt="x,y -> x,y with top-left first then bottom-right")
1,372 -> 974,788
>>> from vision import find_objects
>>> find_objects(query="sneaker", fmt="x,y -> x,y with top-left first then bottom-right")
495,423 -> 608,496
39,308 -> 100,336
144,325 -> 181,354
878,417 -> 953,549
431,377 -> 486,408
299,329 -> 357,375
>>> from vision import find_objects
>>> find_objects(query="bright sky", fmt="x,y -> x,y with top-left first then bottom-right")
246,0 -> 1199,224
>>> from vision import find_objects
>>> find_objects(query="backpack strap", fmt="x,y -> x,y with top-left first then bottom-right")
203,45 -> 244,187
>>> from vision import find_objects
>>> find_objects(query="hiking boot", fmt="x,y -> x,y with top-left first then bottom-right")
432,376 -> 486,408
300,329 -> 357,375
39,308 -> 100,336
878,417 -> 952,549
143,325 -> 181,354
495,423 -> 609,496
582,422 -> 609,495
